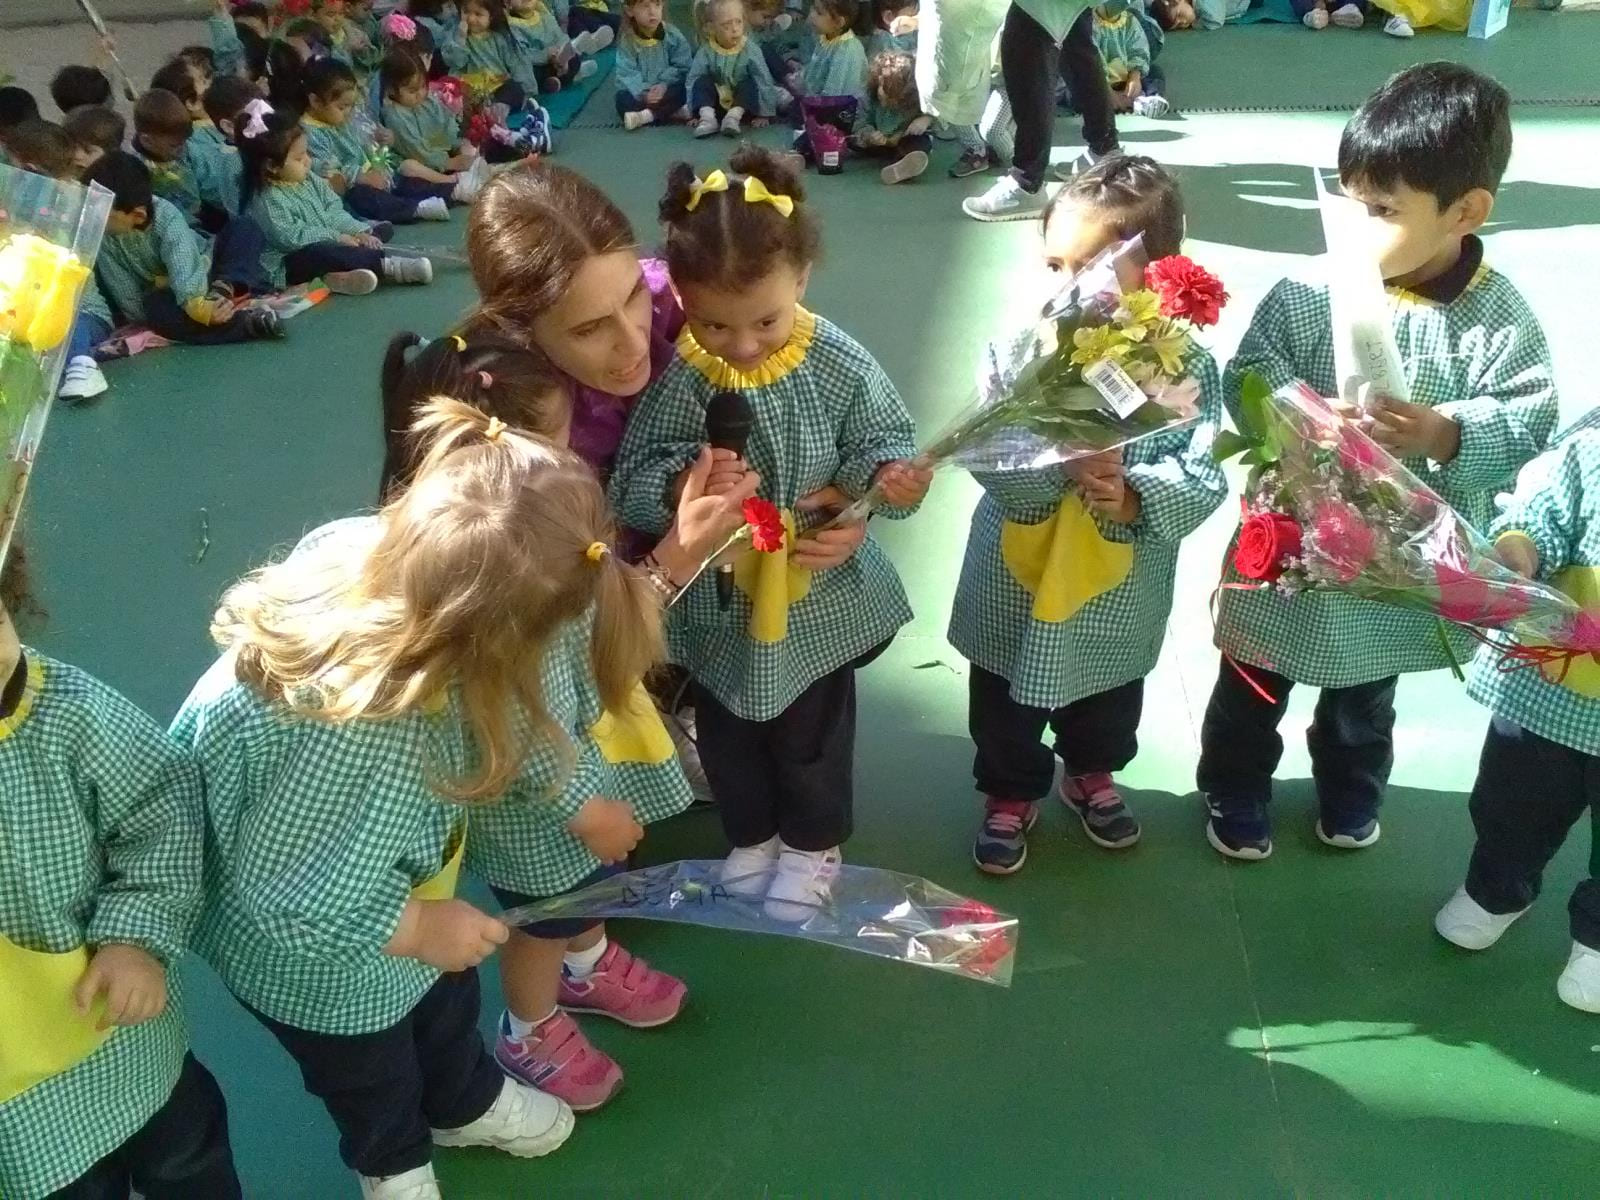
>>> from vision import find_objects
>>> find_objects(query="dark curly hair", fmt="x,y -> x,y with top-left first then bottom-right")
1044,153 -> 1185,260
867,49 -> 918,114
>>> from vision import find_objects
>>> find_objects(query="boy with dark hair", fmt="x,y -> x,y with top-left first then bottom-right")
83,151 -> 282,347
49,64 -> 114,115
1199,62 -> 1559,861
0,86 -> 41,163
4,119 -> 76,179
133,87 -> 241,230
203,75 -> 259,144
64,105 -> 128,173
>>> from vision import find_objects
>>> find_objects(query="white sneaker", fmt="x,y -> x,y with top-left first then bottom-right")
694,108 -> 719,138
1557,942 -> 1600,1013
961,174 -> 1048,223
764,843 -> 840,922
577,59 -> 599,81
452,172 -> 481,204
1049,146 -> 1120,183
1132,94 -> 1171,118
672,105 -> 692,122
572,29 -> 597,53
431,1077 -> 574,1158
880,149 -> 929,185
1330,2 -> 1365,25
1384,13 -> 1414,34
415,196 -> 450,221
1302,5 -> 1329,26
720,835 -> 780,898
1434,886 -> 1528,950
721,107 -> 744,136
324,268 -> 379,295
589,24 -> 614,49
360,1164 -> 441,1200
381,255 -> 434,286
623,109 -> 654,131
58,355 -> 108,402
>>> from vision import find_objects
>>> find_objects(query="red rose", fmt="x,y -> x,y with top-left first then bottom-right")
1234,511 -> 1301,582
743,497 -> 785,553
1145,256 -> 1229,328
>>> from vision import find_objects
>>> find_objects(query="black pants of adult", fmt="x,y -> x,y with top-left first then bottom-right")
1195,657 -> 1398,822
50,1053 -> 241,1199
694,642 -> 889,851
1466,716 -> 1600,949
1000,3 -> 1118,193
283,240 -> 388,287
616,81 -> 688,119
690,74 -> 761,117
969,665 -> 1143,801
242,970 -> 504,1179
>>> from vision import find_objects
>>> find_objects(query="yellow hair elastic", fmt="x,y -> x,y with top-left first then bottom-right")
685,169 -> 729,212
585,541 -> 609,563
449,334 -> 466,351
484,416 -> 506,441
742,175 -> 794,218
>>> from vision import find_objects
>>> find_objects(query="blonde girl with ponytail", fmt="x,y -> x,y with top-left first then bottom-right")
171,398 -> 752,1200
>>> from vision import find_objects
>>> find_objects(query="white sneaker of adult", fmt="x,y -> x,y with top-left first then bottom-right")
961,174 -> 1047,223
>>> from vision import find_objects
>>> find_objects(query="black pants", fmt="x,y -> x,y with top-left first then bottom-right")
695,643 -> 888,851
691,74 -> 761,117
569,5 -> 620,34
283,240 -> 387,287
1000,3 -> 1117,193
346,176 -> 455,224
969,666 -> 1143,800
51,1054 -> 241,1200
1466,716 -> 1600,949
1196,657 -> 1397,822
615,81 -> 687,119
243,971 -> 504,1179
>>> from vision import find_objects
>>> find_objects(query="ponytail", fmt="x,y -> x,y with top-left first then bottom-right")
589,546 -> 665,715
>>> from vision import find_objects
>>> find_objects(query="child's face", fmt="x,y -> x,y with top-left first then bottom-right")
1164,0 -> 1196,26
1341,174 -> 1492,284
710,4 -> 745,46
809,3 -> 846,34
509,0 -> 537,15
629,0 -> 664,30
310,85 -> 359,125
881,2 -> 915,28
107,205 -> 147,235
315,0 -> 347,27
137,129 -> 187,163
679,262 -> 810,374
275,134 -> 314,184
463,3 -> 492,33
392,76 -> 429,107
71,143 -> 104,174
1041,198 -> 1122,281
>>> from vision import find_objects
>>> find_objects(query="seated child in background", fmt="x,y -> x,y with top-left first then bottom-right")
172,44 -> 218,101
202,75 -> 260,145
63,105 -> 126,175
134,83 -> 240,232
301,59 -> 453,223
505,0 -> 609,95
1432,426 -> 1600,1015
747,0 -> 799,92
688,0 -> 777,138
1200,63 -> 1558,861
955,156 -> 1225,874
83,151 -> 284,345
241,108 -> 435,296
0,86 -> 42,163
407,0 -> 462,48
850,50 -> 931,185
615,0 -> 694,130
379,47 -> 493,203
1087,0 -> 1168,117
866,0 -> 918,56
310,0 -> 382,77
0,544 -> 245,1200
49,64 -> 113,115
442,0 -> 533,104
789,0 -> 869,171
1294,0 -> 1368,28
4,119 -> 76,179
208,0 -> 270,80
568,0 -> 623,37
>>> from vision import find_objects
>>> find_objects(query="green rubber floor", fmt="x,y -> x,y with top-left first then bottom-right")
22,82 -> 1600,1199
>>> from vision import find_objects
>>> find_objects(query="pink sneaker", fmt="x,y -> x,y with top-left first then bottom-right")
494,1011 -> 622,1113
558,942 -> 686,1028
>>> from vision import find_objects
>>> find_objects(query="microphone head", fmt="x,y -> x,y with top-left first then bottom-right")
704,390 -> 754,454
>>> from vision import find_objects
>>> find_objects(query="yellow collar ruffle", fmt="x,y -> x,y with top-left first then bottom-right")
711,34 -> 747,54
677,306 -> 816,389
0,657 -> 45,742
629,26 -> 663,42
820,29 -> 856,45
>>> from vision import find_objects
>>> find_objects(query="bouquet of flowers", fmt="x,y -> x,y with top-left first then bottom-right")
829,238 -> 1226,524
1218,375 -> 1600,676
429,76 -> 466,117
0,165 -> 112,573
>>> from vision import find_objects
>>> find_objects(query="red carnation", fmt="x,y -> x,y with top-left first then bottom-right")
1145,256 -> 1229,328
743,498 -> 785,553
1234,510 -> 1301,582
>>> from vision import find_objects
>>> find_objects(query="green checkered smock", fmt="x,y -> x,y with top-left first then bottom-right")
381,96 -> 461,174
949,350 -> 1227,709
609,308 -> 917,721
1216,251 -> 1558,687
1468,429 -> 1600,755
93,197 -> 212,323
248,175 -> 372,289
304,116 -> 390,188
0,654 -> 200,1199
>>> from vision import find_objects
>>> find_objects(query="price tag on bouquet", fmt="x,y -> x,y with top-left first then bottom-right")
1083,357 -> 1148,419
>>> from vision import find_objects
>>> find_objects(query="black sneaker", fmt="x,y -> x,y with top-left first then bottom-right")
1316,810 -> 1381,850
973,797 -> 1038,875
1060,773 -> 1140,849
1205,798 -> 1272,861
948,148 -> 992,179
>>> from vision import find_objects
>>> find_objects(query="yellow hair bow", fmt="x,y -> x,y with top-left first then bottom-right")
685,170 -> 730,212
742,175 -> 794,218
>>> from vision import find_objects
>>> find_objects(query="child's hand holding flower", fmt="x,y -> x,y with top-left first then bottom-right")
1067,448 -> 1140,522
75,943 -> 167,1031
1367,394 -> 1461,463
873,458 -> 933,508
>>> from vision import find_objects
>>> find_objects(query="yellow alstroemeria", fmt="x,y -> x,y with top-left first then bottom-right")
1144,323 -> 1190,376
1070,323 -> 1133,367
0,234 -> 89,353
1117,289 -> 1162,328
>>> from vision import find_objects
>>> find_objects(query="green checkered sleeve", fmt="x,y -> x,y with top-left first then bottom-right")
970,466 -> 1070,517
151,199 -> 211,306
609,367 -> 703,538
834,355 -> 921,513
1123,350 -> 1227,544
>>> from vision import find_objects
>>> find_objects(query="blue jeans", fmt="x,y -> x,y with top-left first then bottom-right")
691,73 -> 760,117
66,310 -> 113,361
615,81 -> 687,119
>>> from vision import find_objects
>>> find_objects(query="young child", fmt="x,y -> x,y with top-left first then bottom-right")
0,86 -> 43,164
866,0 -> 918,56
952,156 -> 1225,873
241,107 -> 434,295
851,50 -> 931,184
504,0 -> 606,95
408,0 -> 462,49
208,0 -> 269,80
687,0 -> 777,138
49,64 -> 113,115
1294,0 -> 1368,27
84,150 -> 283,345
747,0 -> 799,92
379,46 -> 493,202
168,402 -> 597,1199
790,0 -> 868,170
1200,63 -> 1559,861
1428,429 -> 1600,1013
201,74 -> 259,146
610,146 -> 931,919
1088,0 -> 1169,118
3,118 -> 76,180
63,108 -> 125,174
615,0 -> 693,130
311,0 -> 382,76
0,543 -> 243,1199
442,0 -> 530,104
302,59 -> 452,223
133,85 -> 240,233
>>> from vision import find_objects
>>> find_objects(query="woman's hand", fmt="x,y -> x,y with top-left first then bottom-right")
656,448 -> 762,580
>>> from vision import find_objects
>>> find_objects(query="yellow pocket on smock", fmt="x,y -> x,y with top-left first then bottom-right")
591,683 -> 675,766
0,934 -> 110,1104
1000,495 -> 1134,624
1536,566 -> 1600,698
412,826 -> 466,902
733,508 -> 812,644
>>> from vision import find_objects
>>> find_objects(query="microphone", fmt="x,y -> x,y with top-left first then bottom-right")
703,390 -> 753,610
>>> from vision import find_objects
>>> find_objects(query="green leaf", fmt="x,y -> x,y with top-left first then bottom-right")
1238,371 -> 1272,440
1434,618 -> 1465,683
1212,429 -> 1252,463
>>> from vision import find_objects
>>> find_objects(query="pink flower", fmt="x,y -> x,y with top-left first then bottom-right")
1433,560 -> 1535,626
380,11 -> 417,40
1147,375 -> 1200,420
1336,423 -> 1385,475
1309,500 -> 1375,582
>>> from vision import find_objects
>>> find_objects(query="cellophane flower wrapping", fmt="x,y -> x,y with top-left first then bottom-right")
1225,377 -> 1600,658
0,166 -> 112,572
831,237 -> 1218,525
497,860 -> 1019,986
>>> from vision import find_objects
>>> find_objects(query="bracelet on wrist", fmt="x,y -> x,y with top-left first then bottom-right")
641,553 -> 681,603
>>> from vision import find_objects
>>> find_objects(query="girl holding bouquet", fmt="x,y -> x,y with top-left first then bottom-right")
610,145 -> 931,922
950,155 -> 1228,874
